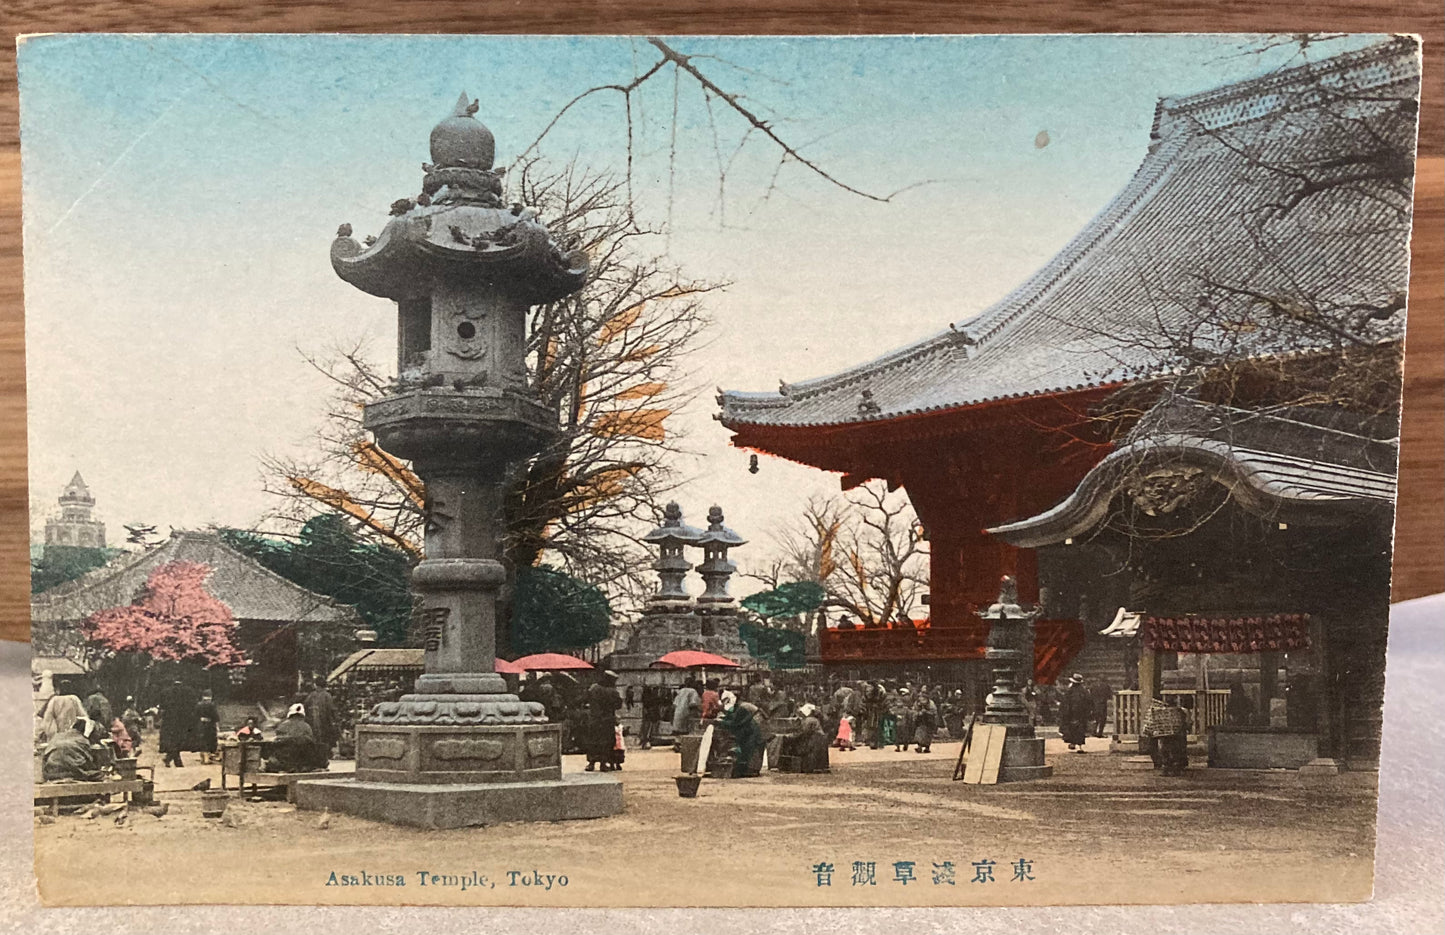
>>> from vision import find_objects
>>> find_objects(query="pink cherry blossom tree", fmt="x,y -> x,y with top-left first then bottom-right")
84,561 -> 248,671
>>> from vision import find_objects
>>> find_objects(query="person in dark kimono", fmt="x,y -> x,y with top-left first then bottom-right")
715,698 -> 765,778
159,680 -> 197,768
862,681 -> 886,749
1141,695 -> 1189,776
1225,676 -> 1252,726
304,681 -> 340,756
266,703 -> 328,772
193,690 -> 220,764
583,673 -> 623,772
893,687 -> 916,752
789,704 -> 831,773
1058,673 -> 1092,752
1089,678 -> 1113,737
942,690 -> 964,738
41,718 -> 104,782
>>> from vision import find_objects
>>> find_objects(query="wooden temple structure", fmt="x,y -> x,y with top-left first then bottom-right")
719,38 -> 1418,769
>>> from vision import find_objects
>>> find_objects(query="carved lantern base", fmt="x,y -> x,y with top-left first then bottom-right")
355,722 -> 563,784
300,723 -> 623,829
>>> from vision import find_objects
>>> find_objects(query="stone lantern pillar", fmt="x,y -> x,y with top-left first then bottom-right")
979,576 -> 1053,781
695,505 -> 745,613
294,92 -> 622,827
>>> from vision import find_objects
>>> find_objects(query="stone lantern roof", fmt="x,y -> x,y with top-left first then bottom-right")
642,502 -> 705,545
330,92 -> 588,305
697,505 -> 746,547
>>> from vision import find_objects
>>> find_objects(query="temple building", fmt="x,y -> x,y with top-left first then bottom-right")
44,472 -> 106,550
719,40 -> 1416,769
30,530 -> 362,704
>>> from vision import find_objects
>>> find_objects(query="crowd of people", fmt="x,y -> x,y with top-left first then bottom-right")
35,663 -> 1203,792
33,673 -> 344,781
34,676 -> 147,782
821,680 -> 958,752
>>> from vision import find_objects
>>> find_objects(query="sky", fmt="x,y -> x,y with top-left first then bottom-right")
17,33 -> 1384,590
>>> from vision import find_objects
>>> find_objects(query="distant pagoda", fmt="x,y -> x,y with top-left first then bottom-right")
44,472 -> 105,550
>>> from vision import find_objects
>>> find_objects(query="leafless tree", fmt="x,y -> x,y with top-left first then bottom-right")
751,483 -> 929,630
517,37 -> 927,225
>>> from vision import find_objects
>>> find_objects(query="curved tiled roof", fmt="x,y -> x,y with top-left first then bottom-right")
719,38 -> 1420,431
986,399 -> 1398,549
31,530 -> 362,626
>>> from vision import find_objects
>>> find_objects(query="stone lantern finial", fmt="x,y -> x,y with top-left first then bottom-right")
429,91 -> 494,171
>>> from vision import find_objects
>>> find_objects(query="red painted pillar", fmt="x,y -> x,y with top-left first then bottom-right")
905,443 -> 1044,625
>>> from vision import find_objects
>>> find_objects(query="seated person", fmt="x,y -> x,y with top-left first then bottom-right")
235,717 -> 264,741
714,699 -> 765,778
41,718 -> 104,783
790,704 -> 832,773
1141,696 -> 1190,777
264,704 -> 328,772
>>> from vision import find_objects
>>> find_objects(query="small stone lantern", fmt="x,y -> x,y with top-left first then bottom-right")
979,576 -> 1053,780
695,505 -> 745,613
642,502 -> 704,613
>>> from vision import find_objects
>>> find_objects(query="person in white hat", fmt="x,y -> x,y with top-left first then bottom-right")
265,703 -> 328,773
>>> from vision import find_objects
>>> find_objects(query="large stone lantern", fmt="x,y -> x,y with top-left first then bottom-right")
979,576 -> 1052,781
295,93 -> 622,827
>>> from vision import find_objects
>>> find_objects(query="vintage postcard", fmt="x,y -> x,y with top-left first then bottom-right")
20,34 -> 1422,906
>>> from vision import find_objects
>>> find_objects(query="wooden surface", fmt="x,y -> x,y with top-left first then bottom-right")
1,4 -> 1441,641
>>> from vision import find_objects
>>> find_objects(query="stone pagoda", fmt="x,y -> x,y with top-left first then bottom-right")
294,93 -> 622,828
641,501 -> 704,615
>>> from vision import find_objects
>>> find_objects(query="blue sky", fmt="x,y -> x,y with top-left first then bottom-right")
18,33 -> 1384,580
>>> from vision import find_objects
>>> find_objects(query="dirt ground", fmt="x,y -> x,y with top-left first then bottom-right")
34,733 -> 1380,907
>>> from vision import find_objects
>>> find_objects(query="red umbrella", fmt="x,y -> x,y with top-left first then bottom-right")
509,653 -> 595,672
652,650 -> 740,669
493,657 -> 525,674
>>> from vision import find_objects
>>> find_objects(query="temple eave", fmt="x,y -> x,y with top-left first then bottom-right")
724,383 -> 1122,476
987,433 -> 1397,549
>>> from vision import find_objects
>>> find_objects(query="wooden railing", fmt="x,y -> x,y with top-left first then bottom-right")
819,619 -> 1085,682
1114,688 -> 1231,740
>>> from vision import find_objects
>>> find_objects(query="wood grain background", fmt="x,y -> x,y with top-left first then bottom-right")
1,3 -> 1440,642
